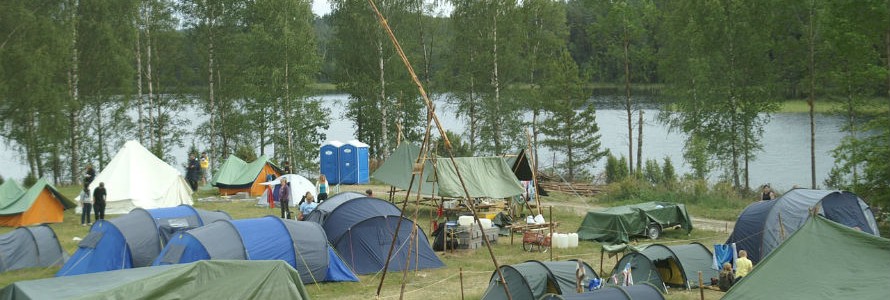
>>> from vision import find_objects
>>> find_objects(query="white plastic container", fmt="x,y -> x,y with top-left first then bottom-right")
534,214 -> 545,224
526,216 -> 535,224
568,233 -> 579,248
561,233 -> 570,248
479,218 -> 493,228
458,215 -> 474,227
552,233 -> 568,249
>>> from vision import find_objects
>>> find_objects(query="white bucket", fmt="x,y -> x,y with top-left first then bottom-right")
568,233 -> 579,248
458,215 -> 474,227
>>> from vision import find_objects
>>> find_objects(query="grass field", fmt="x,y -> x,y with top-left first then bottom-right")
0,183 -> 731,300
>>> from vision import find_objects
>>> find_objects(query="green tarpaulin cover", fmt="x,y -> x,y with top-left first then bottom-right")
577,202 -> 692,244
1,260 -> 311,300
723,216 -> 890,300
211,155 -> 277,187
372,143 -> 524,198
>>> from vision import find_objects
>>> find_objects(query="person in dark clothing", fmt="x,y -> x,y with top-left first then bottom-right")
718,262 -> 735,292
84,164 -> 96,187
186,153 -> 201,192
93,182 -> 107,220
282,161 -> 292,175
760,184 -> 776,200
279,178 -> 291,219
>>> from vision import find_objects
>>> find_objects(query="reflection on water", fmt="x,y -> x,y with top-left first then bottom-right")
0,93 -> 846,191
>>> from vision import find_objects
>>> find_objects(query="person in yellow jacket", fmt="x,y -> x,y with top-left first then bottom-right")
735,250 -> 754,280
200,152 -> 210,184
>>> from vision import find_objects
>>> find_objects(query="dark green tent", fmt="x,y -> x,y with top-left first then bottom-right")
723,216 -> 890,299
1,260 -> 311,300
539,284 -> 665,300
577,202 -> 692,243
482,260 -> 599,300
610,243 -> 716,291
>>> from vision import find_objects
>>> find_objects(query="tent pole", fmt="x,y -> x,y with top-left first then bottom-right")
366,1 -> 512,298
778,212 -> 786,241
460,267 -> 465,300
549,205 -> 553,261
526,129 -> 543,217
698,271 -> 704,300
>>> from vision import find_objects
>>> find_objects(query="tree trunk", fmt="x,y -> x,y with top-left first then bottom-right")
68,0 -> 80,185
378,39 -> 388,158
808,0 -> 817,189
95,102 -> 105,168
208,19 -> 217,169
146,13 -> 156,150
637,110 -> 643,174
136,16 -> 144,144
492,10 -> 502,154
623,20 -> 633,175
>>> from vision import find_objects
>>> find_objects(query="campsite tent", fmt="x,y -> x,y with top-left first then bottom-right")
610,243 -> 716,290
577,202 -> 692,244
211,155 -> 281,196
372,143 -> 525,198
319,196 -> 444,274
0,225 -> 67,272
154,216 -> 358,284
256,174 -> 317,207
723,216 -> 890,299
81,140 -> 193,215
0,179 -> 76,227
725,189 -> 880,263
57,205 -> 231,276
539,285 -> 665,300
302,191 -> 366,223
482,260 -> 599,300
4,260 -> 310,300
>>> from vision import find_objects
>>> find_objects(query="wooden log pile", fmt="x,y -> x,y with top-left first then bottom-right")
539,181 -> 603,197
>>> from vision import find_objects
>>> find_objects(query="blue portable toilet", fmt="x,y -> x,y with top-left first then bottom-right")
320,141 -> 343,184
339,140 -> 369,184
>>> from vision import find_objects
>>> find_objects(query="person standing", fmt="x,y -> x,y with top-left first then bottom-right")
760,184 -> 776,200
84,164 -> 96,187
279,178 -> 291,219
93,182 -> 107,220
200,152 -> 210,185
186,153 -> 201,192
80,186 -> 92,226
317,174 -> 329,201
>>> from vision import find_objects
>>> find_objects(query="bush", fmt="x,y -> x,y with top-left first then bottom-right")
234,145 -> 257,162
23,172 -> 37,188
662,157 -> 677,186
605,154 -> 629,183
643,159 -> 662,184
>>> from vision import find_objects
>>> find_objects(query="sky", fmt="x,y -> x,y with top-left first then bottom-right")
312,0 -> 332,16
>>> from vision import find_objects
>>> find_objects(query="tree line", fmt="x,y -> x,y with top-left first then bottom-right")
1,0 -> 888,205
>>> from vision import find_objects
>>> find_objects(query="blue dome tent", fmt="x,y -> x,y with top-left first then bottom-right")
56,205 -> 231,276
153,216 -> 358,283
318,197 -> 443,274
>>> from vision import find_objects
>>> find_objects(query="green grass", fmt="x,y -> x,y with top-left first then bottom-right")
778,98 -> 889,114
0,183 -> 733,300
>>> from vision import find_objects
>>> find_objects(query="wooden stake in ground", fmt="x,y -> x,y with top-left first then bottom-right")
460,267 -> 465,300
698,271 -> 704,300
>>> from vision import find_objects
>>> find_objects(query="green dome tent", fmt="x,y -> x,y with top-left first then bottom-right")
610,243 -> 717,291
539,284 -> 665,300
482,260 -> 598,300
723,216 -> 890,299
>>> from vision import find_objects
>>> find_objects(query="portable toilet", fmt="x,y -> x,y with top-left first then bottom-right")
320,141 -> 343,184
339,140 -> 369,184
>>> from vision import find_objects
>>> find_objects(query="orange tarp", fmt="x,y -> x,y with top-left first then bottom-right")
0,189 -> 66,227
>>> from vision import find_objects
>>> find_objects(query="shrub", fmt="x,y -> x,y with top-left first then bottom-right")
643,159 -> 662,184
234,145 -> 257,162
23,172 -> 37,187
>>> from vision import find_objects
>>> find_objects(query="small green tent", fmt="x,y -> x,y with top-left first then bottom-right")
577,202 -> 692,243
210,155 -> 282,196
1,260 -> 311,300
482,260 -> 598,300
0,179 -> 76,227
610,243 -> 716,291
723,216 -> 890,299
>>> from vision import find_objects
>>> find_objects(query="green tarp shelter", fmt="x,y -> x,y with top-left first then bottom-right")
610,243 -> 716,291
723,216 -> 890,300
1,260 -> 311,300
482,260 -> 599,300
372,143 -> 524,198
577,202 -> 692,244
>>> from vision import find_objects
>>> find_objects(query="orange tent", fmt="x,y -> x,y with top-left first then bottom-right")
210,155 -> 282,196
0,179 -> 76,227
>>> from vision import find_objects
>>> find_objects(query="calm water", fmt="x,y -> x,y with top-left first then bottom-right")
0,94 -> 846,191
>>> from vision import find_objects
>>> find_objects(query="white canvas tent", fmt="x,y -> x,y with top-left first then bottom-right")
79,140 -> 193,215
257,174 -> 316,207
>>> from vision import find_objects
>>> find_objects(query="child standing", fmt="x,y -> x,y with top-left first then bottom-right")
80,186 -> 92,226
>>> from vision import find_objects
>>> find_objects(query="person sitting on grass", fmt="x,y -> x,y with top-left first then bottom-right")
735,250 -> 753,280
718,262 -> 735,292
299,193 -> 317,221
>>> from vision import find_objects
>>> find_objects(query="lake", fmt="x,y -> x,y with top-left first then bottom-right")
0,93 -> 847,192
